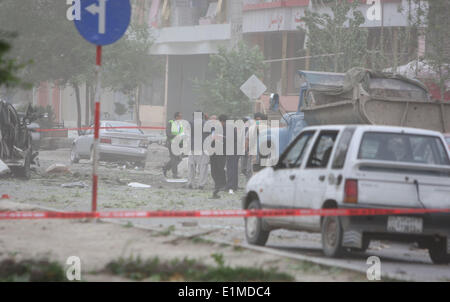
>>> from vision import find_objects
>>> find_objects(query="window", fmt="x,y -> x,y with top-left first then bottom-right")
105,122 -> 144,135
306,131 -> 338,169
358,132 -> 450,166
332,127 -> 356,169
278,131 -> 315,169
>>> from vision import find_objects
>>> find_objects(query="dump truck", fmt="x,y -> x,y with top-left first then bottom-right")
256,67 -> 450,170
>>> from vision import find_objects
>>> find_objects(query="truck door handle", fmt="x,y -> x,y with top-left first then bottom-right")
319,175 -> 326,182
290,175 -> 296,181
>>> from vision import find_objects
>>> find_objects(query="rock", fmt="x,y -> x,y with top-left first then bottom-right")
61,181 -> 88,188
127,182 -> 151,188
45,164 -> 71,174
181,221 -> 198,227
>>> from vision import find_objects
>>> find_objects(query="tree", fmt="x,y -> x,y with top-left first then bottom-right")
302,0 -> 369,72
0,0 -> 160,130
423,0 -> 450,101
102,23 -> 163,124
0,0 -> 95,132
194,42 -> 266,117
0,32 -> 26,88
114,102 -> 127,117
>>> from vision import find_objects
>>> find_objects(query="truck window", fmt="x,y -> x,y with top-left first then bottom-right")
358,132 -> 450,166
306,131 -> 338,169
278,131 -> 315,169
332,127 -> 356,169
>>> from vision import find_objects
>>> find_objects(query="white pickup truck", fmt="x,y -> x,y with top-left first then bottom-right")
244,125 -> 450,264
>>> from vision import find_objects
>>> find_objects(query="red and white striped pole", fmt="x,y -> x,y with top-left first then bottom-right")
92,45 -> 102,213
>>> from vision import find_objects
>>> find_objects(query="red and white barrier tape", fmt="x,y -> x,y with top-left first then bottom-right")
34,126 -> 166,132
0,208 -> 449,220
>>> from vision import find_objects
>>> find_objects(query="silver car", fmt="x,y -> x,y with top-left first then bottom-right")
70,121 -> 149,168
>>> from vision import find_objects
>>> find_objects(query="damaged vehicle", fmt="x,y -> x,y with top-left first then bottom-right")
70,121 -> 149,168
244,125 -> 450,264
0,101 -> 39,179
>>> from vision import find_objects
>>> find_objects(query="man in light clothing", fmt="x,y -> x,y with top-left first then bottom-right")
187,112 -> 209,189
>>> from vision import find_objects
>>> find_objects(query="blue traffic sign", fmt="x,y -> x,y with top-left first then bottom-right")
74,0 -> 131,46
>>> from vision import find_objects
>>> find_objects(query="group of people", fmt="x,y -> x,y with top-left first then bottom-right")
162,111 -> 267,199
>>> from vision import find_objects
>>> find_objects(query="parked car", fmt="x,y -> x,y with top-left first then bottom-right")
444,133 -> 450,150
70,121 -> 149,168
243,125 -> 450,264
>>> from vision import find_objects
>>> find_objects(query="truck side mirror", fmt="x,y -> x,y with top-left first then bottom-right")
269,93 -> 279,112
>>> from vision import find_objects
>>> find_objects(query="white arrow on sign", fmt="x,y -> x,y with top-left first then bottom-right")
86,0 -> 108,34
240,75 -> 267,100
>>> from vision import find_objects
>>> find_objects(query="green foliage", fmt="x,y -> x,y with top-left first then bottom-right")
103,23 -> 163,96
211,253 -> 225,267
302,0 -> 368,72
195,42 -> 266,117
104,256 -> 294,282
0,258 -> 66,282
114,102 -> 128,117
0,0 -> 161,127
423,0 -> 450,101
0,32 -> 27,88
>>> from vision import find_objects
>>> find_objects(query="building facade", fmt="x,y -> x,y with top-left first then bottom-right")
242,0 -> 428,110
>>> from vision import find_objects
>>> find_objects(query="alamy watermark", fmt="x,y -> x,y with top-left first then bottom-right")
366,0 -> 382,22
67,0 -> 382,22
169,113 -> 280,167
366,256 -> 381,281
66,256 -> 81,281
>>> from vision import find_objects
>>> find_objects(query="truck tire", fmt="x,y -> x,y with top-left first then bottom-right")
321,216 -> 345,257
428,238 -> 450,264
245,199 -> 270,246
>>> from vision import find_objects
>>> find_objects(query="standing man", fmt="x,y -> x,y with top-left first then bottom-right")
225,118 -> 239,194
241,116 -> 253,180
210,114 -> 227,199
187,112 -> 209,190
163,112 -> 184,178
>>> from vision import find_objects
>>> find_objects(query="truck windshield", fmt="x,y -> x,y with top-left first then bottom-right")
358,132 -> 450,166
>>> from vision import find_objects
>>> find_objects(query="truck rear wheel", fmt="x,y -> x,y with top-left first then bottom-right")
321,216 -> 345,257
245,199 -> 270,246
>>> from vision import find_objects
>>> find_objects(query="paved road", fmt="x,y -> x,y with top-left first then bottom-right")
2,148 -> 449,282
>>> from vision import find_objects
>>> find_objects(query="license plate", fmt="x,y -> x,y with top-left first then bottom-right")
113,138 -> 137,147
387,216 -> 423,234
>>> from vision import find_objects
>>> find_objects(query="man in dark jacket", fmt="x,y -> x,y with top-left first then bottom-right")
225,119 -> 239,194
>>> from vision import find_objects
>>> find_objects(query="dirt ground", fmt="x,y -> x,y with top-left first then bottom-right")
0,145 -> 369,281
0,204 -> 366,282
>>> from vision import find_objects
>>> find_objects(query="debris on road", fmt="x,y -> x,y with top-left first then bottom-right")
0,160 -> 10,175
45,163 -> 71,174
127,182 -> 151,188
61,181 -> 88,188
165,178 -> 188,183
181,221 -> 198,227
